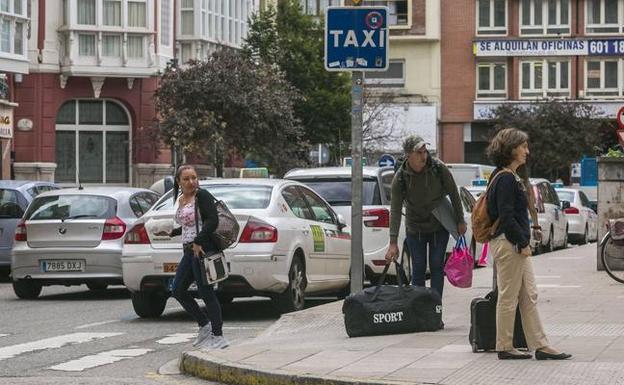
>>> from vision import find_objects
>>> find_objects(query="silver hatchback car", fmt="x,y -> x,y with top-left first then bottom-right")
11,187 -> 159,299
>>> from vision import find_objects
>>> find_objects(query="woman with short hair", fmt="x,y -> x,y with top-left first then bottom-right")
486,128 -> 571,360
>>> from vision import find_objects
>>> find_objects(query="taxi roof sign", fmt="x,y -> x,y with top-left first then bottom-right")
239,168 -> 269,178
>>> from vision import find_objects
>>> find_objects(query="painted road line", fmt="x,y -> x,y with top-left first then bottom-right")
535,275 -> 561,279
49,348 -> 153,372
156,333 -> 195,345
75,320 -> 119,330
537,284 -> 582,288
0,332 -> 123,361
0,334 -> 9,338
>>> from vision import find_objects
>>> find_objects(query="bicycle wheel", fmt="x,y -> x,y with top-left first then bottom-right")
602,233 -> 624,284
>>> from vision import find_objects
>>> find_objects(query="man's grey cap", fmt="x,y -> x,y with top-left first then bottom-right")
403,135 -> 430,154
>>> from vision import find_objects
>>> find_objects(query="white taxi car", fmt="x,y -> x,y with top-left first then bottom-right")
121,179 -> 350,318
556,187 -> 598,244
531,178 -> 569,252
283,167 -> 408,283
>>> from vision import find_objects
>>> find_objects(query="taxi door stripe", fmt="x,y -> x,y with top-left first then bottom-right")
0,332 -> 123,361
49,348 -> 153,372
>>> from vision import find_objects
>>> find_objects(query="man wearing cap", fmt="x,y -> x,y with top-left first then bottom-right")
385,135 -> 466,298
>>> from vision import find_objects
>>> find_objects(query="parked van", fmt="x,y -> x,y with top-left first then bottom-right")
446,164 -> 495,187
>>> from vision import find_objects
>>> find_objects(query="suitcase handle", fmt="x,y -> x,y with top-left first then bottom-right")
373,260 -> 408,300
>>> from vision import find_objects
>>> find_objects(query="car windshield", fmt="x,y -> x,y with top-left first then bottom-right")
153,184 -> 273,211
0,189 -> 24,218
25,195 -> 117,220
556,191 -> 575,203
290,178 -> 381,206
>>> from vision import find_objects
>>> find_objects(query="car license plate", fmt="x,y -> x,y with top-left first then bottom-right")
41,260 -> 85,272
163,263 -> 178,273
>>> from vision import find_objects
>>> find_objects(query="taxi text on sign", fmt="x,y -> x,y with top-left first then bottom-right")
324,7 -> 389,72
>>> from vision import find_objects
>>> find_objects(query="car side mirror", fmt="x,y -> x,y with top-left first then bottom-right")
337,214 -> 347,230
560,200 -> 571,210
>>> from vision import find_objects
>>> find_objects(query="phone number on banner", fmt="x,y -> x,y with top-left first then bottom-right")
589,39 -> 624,55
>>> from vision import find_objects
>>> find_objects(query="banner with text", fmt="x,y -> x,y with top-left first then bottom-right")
474,38 -> 624,57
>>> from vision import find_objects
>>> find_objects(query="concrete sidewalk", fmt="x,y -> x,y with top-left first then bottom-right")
180,244 -> 624,385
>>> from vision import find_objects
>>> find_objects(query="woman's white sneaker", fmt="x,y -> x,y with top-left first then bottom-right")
193,323 -> 212,347
200,335 -> 229,350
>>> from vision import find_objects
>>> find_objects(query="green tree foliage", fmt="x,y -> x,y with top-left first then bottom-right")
243,1 -> 351,163
154,49 -> 306,176
489,100 -> 617,182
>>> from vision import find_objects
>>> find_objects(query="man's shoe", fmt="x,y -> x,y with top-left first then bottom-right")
535,350 -> 572,360
498,350 -> 533,360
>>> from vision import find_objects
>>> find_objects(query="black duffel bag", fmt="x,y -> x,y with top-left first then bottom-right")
342,261 -> 443,337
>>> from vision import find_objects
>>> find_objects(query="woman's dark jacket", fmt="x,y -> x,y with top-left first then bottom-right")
487,169 -> 530,249
170,188 -> 219,246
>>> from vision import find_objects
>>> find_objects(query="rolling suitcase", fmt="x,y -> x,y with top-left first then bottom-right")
469,265 -> 527,352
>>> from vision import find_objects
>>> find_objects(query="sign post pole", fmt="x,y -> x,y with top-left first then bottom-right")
350,70 -> 364,294
324,5 -> 388,295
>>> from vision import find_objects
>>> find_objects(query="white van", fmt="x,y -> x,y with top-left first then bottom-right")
446,164 -> 496,187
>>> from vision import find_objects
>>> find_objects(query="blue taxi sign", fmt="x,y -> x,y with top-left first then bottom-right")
471,179 -> 488,186
324,7 -> 389,72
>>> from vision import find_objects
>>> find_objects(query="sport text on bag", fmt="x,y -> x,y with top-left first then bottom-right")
471,170 -> 512,243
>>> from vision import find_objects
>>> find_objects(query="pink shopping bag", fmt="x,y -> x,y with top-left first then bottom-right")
478,242 -> 489,267
444,236 -> 474,288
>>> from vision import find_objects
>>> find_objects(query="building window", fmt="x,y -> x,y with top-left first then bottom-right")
476,62 -> 507,98
0,0 -> 8,13
361,1 -> 408,25
520,0 -> 570,35
128,1 -> 146,27
14,0 -> 22,15
0,19 -> 9,52
127,35 -> 143,57
364,60 -> 405,87
180,43 -> 192,62
161,0 -> 171,45
77,0 -> 96,25
102,34 -> 121,57
14,21 -> 22,54
299,0 -> 341,17
520,59 -> 570,98
181,0 -> 194,35
55,100 -> 130,184
103,0 -> 121,26
78,34 -> 96,56
477,0 -> 507,35
586,0 -> 619,34
586,59 -> 619,96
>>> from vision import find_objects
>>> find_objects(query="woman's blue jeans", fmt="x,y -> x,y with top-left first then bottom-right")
406,228 -> 450,297
171,245 -> 223,336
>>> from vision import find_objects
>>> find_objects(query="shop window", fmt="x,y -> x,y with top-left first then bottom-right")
55,100 -> 130,184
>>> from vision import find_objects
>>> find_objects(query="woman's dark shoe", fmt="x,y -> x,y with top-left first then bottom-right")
535,350 -> 572,360
497,350 -> 533,360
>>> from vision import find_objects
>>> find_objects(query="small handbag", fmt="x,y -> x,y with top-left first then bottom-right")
444,236 -> 474,288
199,252 -> 229,285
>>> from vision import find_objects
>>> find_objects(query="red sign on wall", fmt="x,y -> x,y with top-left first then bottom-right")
617,106 -> 624,130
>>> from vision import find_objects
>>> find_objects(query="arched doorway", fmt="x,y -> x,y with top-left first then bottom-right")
55,99 -> 131,184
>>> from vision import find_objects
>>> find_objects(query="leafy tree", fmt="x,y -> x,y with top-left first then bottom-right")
154,49 -> 307,176
243,0 -> 351,164
489,100 -> 617,182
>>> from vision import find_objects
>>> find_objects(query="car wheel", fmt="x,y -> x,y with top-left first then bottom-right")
13,280 -> 42,299
580,225 -> 588,245
131,291 -> 167,318
86,282 -> 108,291
561,226 -> 569,249
275,256 -> 306,313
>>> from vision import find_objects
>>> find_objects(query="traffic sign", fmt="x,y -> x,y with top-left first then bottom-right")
377,154 -> 395,167
324,7 -> 389,72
